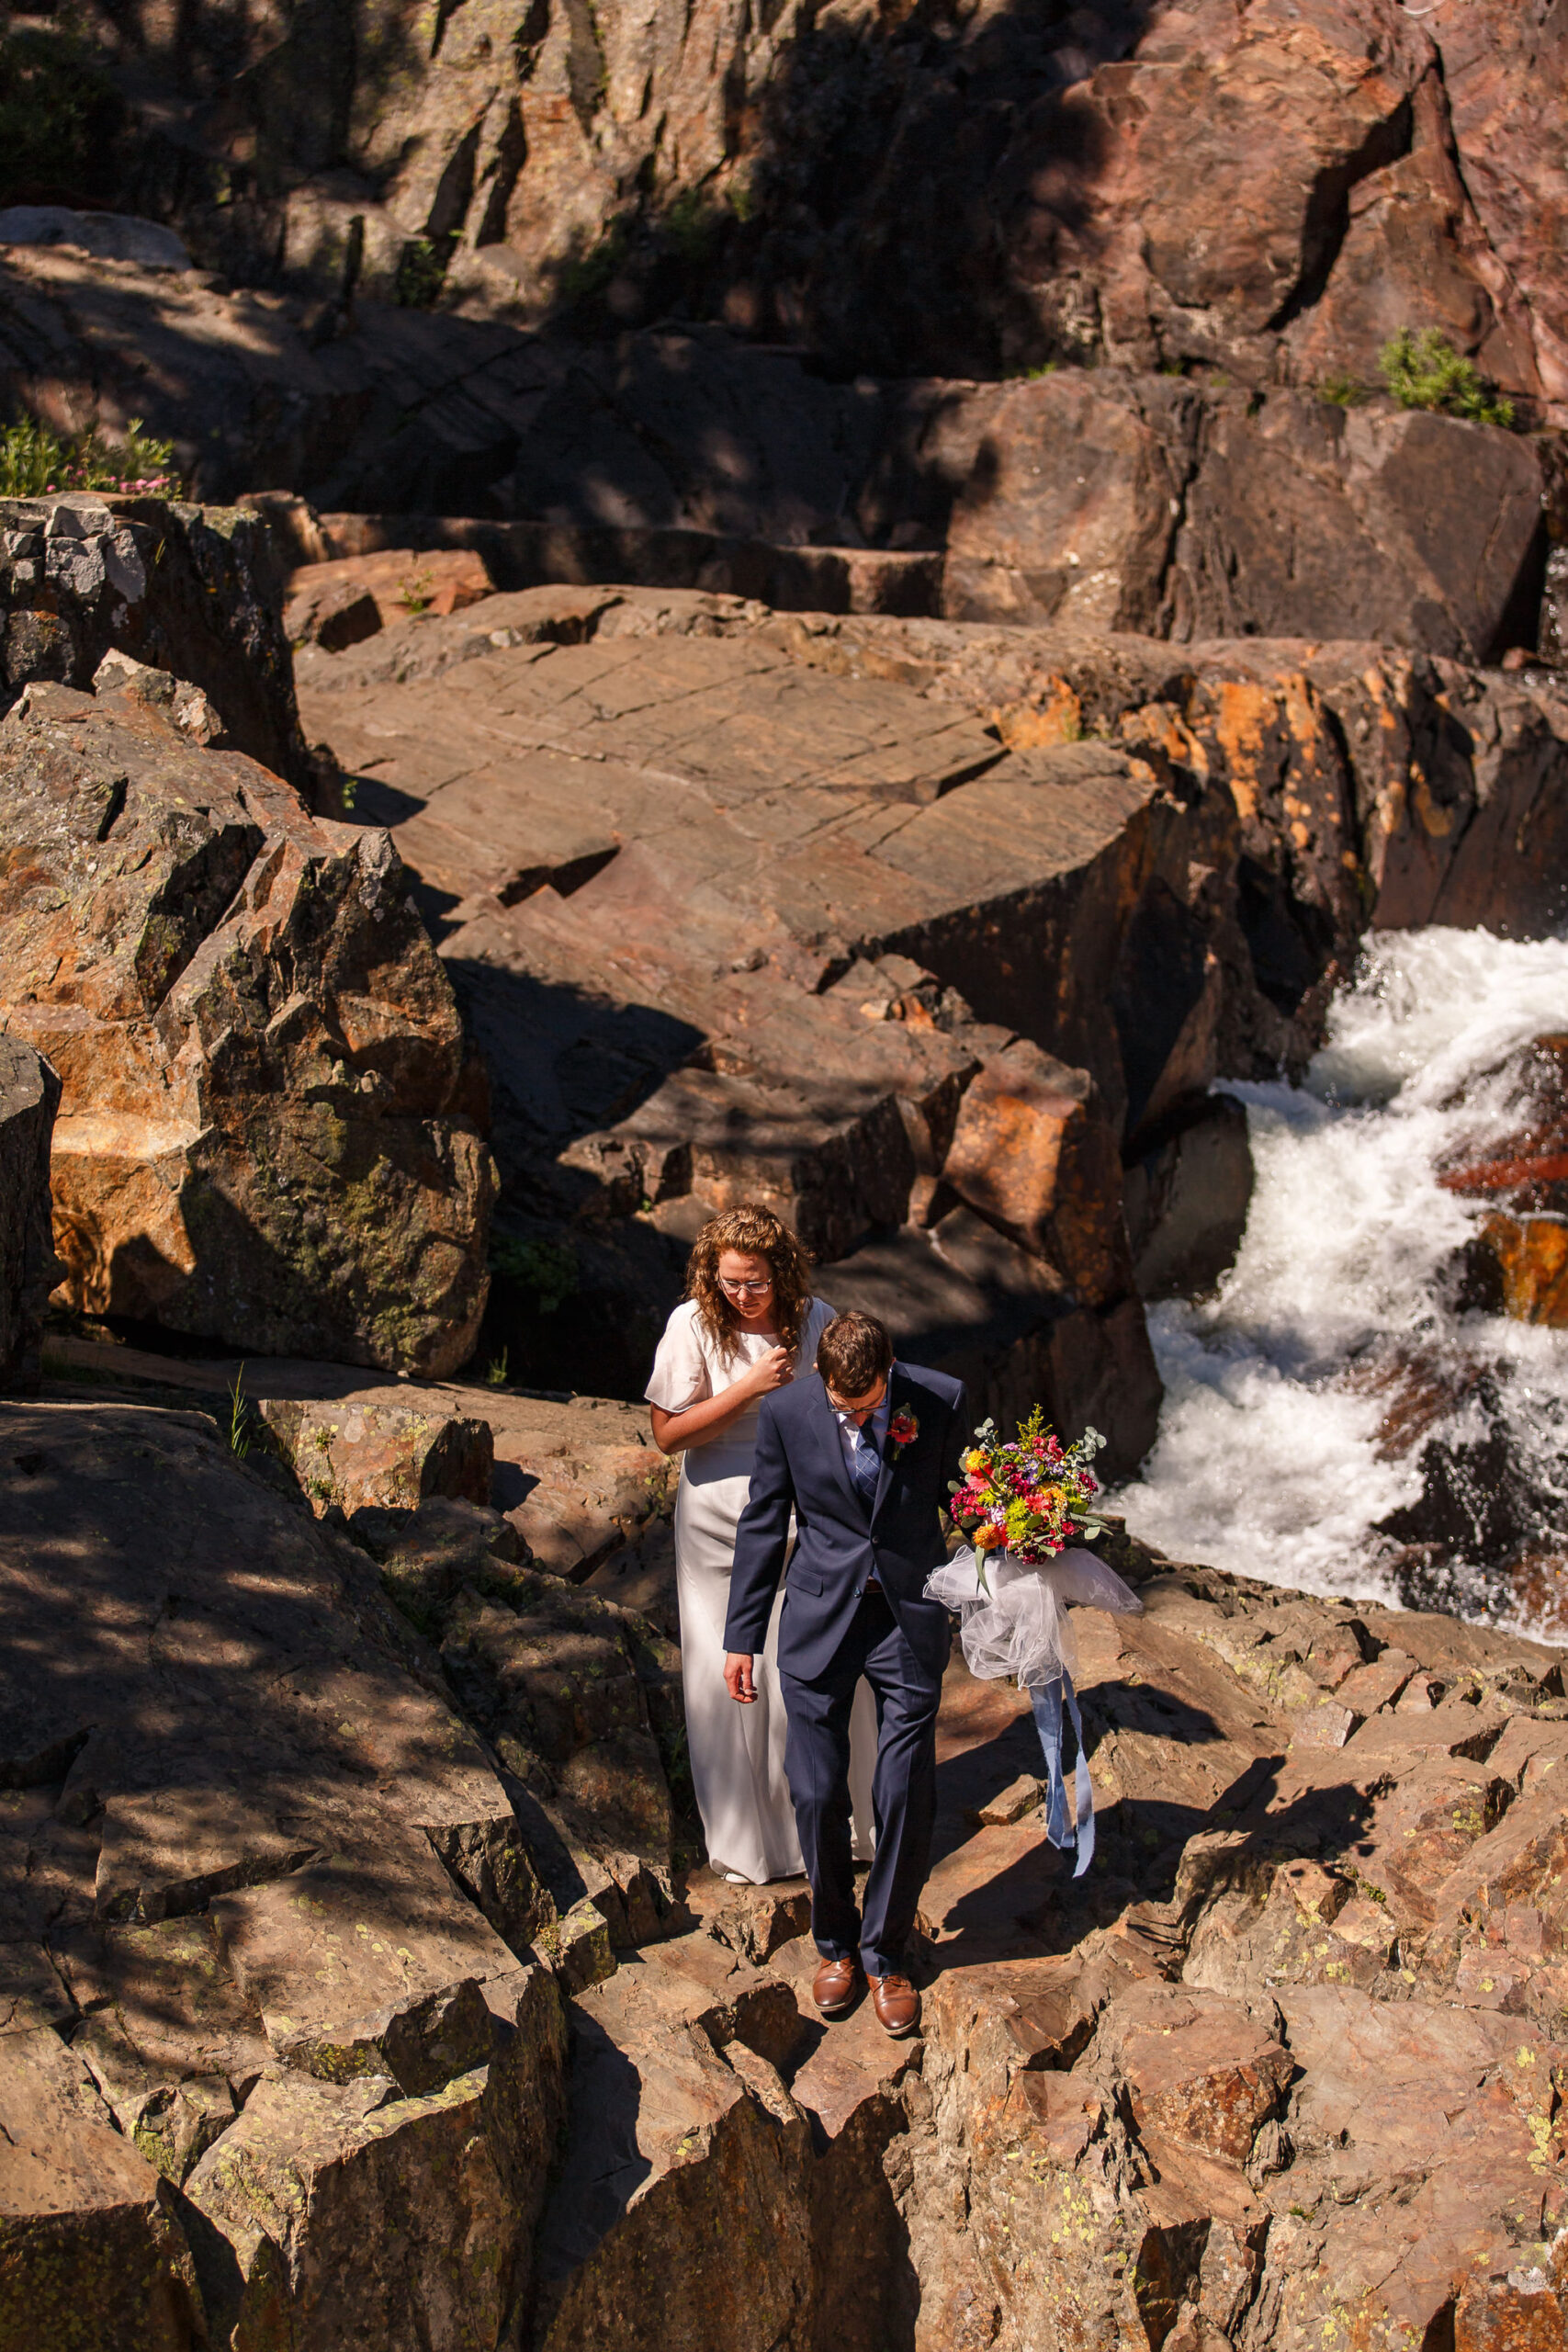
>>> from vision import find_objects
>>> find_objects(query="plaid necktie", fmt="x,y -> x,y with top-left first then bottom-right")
851,1422 -> 880,1510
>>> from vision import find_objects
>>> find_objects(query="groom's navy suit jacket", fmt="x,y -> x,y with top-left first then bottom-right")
725,1362 -> 968,1686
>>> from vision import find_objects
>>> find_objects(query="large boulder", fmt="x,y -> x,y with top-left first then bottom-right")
0,671 -> 494,1375
0,1040 -> 60,1391
0,1396 -> 568,2350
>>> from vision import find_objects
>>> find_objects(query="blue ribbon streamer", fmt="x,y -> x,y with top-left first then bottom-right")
1030,1669 -> 1095,1878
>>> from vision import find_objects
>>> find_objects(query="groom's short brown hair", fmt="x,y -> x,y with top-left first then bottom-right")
817,1311 -> 894,1396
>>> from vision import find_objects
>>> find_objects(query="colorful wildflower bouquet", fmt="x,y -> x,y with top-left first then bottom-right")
947,1408 -> 1107,1593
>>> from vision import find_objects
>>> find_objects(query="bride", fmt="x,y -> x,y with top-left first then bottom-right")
647,1204 -> 875,1884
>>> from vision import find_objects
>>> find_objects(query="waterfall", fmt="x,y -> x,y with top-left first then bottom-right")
1112,927 -> 1568,1637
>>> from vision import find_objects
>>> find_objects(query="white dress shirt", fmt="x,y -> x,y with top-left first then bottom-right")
833,1387 -> 892,1476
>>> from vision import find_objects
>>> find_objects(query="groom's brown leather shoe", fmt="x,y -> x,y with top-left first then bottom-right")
868,1973 -> 920,2037
813,1956 -> 861,2016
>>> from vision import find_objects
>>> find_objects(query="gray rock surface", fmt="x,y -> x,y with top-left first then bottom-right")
0,209 -> 191,271
0,494 -> 310,792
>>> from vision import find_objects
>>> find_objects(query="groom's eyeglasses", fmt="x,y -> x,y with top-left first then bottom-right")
825,1376 -> 888,1424
719,1277 -> 773,1296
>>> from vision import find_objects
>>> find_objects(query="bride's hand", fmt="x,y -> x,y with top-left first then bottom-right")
744,1345 -> 794,1396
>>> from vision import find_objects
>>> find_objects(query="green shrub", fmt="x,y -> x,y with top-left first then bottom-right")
0,26 -> 122,205
661,187 -> 725,267
555,215 -> 633,308
1378,329 -> 1514,427
1317,371 -> 1369,409
393,237 -> 451,310
491,1233 -> 579,1316
0,414 -> 179,497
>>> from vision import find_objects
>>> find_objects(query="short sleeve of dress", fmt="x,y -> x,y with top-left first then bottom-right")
645,1302 -> 712,1412
799,1295 -> 836,1370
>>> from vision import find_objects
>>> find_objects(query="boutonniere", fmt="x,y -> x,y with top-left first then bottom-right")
888,1409 -> 919,1450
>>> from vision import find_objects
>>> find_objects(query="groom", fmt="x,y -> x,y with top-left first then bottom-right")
724,1310 -> 966,2037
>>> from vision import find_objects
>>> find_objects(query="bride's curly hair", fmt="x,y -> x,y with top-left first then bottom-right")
686,1204 -> 814,1362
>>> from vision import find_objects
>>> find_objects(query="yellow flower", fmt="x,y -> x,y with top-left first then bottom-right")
964,1450 -> 987,1474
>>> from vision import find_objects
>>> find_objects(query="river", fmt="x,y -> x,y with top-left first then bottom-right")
1111,926 -> 1568,1638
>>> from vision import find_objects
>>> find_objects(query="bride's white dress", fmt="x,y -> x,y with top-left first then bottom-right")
647,1295 -> 876,1883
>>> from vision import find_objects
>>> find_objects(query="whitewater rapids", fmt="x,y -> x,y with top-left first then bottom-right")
1110,928 -> 1568,1633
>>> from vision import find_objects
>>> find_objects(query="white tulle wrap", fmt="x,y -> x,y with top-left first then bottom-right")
923,1544 -> 1144,1688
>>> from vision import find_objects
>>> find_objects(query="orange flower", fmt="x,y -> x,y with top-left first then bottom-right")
974,1523 -> 1006,1551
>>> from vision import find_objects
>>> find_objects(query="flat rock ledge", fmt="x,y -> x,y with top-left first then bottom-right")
1,1389 -> 1566,2350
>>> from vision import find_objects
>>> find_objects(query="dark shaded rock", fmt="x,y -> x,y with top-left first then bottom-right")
1166,395 -> 1547,663
1126,1094 -> 1256,1304
355,1494 -> 526,1638
284,575 -> 382,652
0,1042 -> 59,1392
824,1212 -> 1162,1480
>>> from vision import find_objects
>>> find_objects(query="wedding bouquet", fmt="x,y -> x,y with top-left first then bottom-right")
928,1407 -> 1137,1882
947,1408 -> 1107,1590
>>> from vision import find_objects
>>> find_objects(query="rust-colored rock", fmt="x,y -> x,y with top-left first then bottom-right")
285,547 -> 496,643
1441,1036 -> 1568,1213
0,2024 -> 206,2349
942,1043 -> 1132,1306
283,575 -> 382,653
0,674 -> 494,1375
1474,1215 -> 1568,1326
259,1395 -> 495,1519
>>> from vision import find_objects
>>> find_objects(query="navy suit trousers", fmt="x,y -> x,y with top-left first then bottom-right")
781,1587 -> 941,1978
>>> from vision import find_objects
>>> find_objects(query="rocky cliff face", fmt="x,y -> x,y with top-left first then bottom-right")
66,0 -> 1568,422
0,254 -> 1554,665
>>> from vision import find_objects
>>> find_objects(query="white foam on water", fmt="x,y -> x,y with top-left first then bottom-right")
1110,928 -> 1568,1622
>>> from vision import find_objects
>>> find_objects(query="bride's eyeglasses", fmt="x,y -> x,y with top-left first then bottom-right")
719,1276 -> 773,1296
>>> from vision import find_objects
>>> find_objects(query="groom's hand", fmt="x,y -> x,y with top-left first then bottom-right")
724,1652 -> 757,1704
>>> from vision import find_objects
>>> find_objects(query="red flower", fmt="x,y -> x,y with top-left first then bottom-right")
888,1409 -> 919,1449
